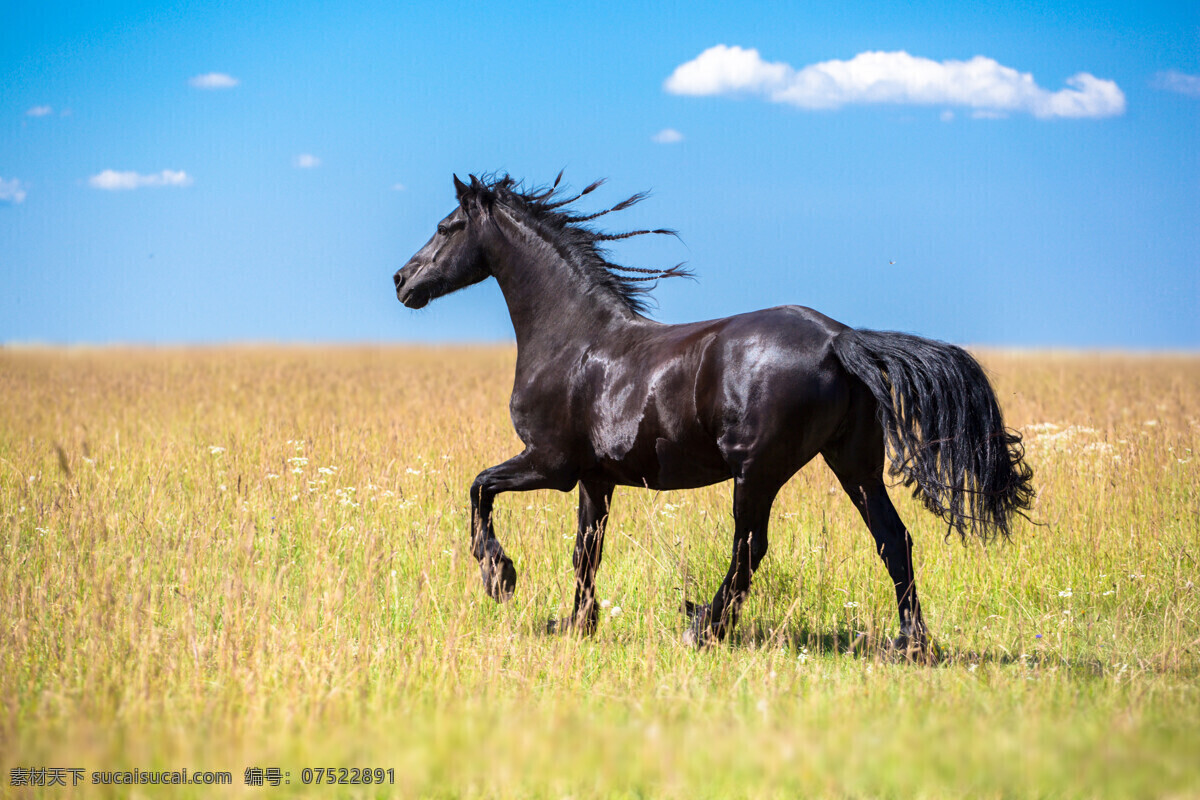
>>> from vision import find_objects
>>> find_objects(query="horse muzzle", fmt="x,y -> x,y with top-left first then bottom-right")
394,265 -> 430,309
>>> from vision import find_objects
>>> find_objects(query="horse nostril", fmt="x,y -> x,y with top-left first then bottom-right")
393,272 -> 404,290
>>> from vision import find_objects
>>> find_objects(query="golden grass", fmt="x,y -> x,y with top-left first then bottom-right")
2,346 -> 1198,798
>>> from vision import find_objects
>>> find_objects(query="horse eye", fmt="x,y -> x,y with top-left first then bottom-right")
437,224 -> 448,236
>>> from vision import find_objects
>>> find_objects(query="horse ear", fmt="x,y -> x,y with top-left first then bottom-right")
469,174 -> 483,190
453,174 -> 469,201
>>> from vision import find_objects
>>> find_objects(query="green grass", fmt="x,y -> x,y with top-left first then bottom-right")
2,346 -> 1198,798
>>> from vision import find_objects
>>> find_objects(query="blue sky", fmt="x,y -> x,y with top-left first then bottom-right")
2,0 -> 1197,348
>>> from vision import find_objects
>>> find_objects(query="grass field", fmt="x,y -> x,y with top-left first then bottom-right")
2,345 -> 1198,798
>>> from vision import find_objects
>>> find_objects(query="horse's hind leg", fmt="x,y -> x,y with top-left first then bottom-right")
824,432 -> 927,650
687,476 -> 779,645
843,480 -> 927,650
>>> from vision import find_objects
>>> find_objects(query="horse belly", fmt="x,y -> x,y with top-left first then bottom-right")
586,379 -> 727,490
649,436 -> 729,489
588,432 -> 727,490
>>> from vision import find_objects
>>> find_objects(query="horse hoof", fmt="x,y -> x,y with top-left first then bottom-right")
547,615 -> 596,637
681,602 -> 715,648
682,622 -> 717,648
481,555 -> 517,602
891,631 -> 942,662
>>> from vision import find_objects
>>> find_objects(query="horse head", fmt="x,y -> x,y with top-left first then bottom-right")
393,174 -> 493,309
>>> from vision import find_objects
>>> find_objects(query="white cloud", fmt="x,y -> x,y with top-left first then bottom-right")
666,45 -> 790,97
0,177 -> 27,204
391,182 -> 407,191
665,46 -> 1125,119
26,105 -> 53,117
294,153 -> 321,169
189,72 -> 240,89
939,110 -> 955,122
88,169 -> 193,190
1153,70 -> 1200,98
652,128 -> 684,144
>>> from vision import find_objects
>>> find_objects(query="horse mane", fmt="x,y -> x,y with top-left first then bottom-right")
465,173 -> 691,315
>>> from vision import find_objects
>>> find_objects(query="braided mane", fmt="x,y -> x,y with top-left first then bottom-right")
464,173 -> 691,315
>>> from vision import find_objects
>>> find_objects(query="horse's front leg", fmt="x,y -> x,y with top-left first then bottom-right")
470,449 -> 576,602
551,480 -> 615,635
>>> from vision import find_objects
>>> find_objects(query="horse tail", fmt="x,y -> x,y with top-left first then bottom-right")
831,328 -> 1034,541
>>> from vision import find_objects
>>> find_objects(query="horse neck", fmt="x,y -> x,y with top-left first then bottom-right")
485,206 -> 643,354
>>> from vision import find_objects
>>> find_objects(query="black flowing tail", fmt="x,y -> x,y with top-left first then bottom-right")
832,329 -> 1034,541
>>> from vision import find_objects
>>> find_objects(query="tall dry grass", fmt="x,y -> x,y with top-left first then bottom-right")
1,346 -> 1197,798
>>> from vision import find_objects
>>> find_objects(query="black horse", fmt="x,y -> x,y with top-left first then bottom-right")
393,174 -> 1033,649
